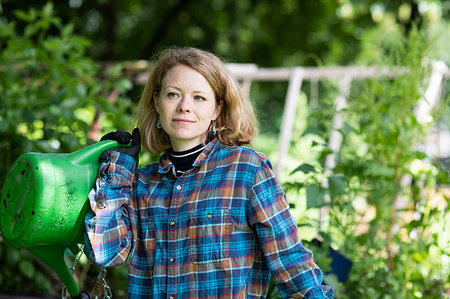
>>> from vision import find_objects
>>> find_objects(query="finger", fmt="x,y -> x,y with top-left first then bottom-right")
100,131 -> 117,141
131,128 -> 140,146
115,130 -> 132,144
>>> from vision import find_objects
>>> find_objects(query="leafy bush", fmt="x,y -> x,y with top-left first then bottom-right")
0,3 -> 133,295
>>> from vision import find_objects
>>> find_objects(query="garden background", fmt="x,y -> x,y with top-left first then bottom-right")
0,0 -> 449,298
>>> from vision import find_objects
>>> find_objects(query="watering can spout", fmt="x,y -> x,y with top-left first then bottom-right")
0,140 -> 127,297
28,245 -> 81,297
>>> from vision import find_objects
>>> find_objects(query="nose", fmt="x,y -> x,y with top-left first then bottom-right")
177,96 -> 191,112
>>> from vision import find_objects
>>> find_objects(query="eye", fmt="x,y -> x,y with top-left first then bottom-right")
167,92 -> 179,99
194,95 -> 206,101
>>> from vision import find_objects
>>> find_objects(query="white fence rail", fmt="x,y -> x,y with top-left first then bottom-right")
227,61 -> 449,177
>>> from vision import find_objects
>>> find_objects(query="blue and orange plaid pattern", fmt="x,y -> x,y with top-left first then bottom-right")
84,139 -> 334,298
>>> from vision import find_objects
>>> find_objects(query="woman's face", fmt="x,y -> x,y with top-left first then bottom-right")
155,64 -> 221,151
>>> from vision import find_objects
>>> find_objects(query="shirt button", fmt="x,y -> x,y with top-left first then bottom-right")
207,213 -> 212,219
170,257 -> 175,263
176,185 -> 181,191
169,296 -> 175,299
170,221 -> 175,227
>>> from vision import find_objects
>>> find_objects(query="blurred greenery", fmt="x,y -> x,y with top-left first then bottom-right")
280,23 -> 449,298
0,2 -> 134,295
0,0 -> 449,298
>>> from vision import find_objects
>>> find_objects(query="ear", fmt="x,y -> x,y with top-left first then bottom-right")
212,100 -> 223,121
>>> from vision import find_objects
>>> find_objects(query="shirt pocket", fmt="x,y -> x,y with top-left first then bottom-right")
129,216 -> 156,271
189,209 -> 231,263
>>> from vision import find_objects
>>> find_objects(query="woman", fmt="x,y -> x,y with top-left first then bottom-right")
84,47 -> 334,298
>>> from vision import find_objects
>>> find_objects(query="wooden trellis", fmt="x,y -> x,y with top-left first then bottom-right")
229,61 -> 449,232
227,63 -> 448,176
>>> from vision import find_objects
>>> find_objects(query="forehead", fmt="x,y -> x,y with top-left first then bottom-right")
163,65 -> 209,87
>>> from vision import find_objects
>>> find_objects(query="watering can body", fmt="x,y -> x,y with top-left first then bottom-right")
0,140 -> 126,296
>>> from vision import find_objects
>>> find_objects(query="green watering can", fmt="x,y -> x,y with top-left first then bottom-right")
0,140 -> 126,297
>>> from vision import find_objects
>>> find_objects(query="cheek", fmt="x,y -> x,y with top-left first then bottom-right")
200,108 -> 216,122
211,106 -> 221,121
157,101 -> 173,118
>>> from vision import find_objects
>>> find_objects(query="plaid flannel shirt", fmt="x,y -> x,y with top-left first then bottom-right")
84,139 -> 334,298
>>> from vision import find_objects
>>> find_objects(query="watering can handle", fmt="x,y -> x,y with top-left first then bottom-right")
69,140 -> 131,166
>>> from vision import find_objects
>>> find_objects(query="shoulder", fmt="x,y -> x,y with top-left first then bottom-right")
214,144 -> 273,169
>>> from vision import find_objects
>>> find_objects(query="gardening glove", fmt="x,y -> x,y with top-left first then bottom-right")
100,128 -> 141,159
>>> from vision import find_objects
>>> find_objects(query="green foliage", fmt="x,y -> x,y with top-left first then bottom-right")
0,2 -> 448,298
0,3 -> 133,294
284,24 -> 449,298
0,241 -> 55,293
0,2 -> 134,183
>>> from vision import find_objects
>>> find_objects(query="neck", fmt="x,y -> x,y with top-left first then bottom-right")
170,136 -> 208,152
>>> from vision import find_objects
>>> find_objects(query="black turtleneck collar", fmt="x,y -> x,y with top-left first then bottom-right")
167,143 -> 205,175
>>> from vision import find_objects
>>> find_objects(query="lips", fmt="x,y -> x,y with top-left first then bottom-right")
172,118 -> 195,124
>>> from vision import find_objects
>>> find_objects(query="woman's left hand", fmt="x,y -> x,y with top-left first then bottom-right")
101,128 -> 141,159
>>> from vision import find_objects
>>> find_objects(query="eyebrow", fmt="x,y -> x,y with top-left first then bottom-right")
164,86 -> 213,96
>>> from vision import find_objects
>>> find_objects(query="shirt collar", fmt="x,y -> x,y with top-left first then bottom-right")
193,138 -> 219,167
157,138 -> 220,174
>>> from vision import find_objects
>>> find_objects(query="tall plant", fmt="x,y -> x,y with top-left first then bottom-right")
284,25 -> 449,298
336,24 -> 447,298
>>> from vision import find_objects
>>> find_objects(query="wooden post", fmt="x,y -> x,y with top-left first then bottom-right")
324,75 -> 352,171
276,68 -> 304,177
415,60 -> 448,124
319,75 -> 352,232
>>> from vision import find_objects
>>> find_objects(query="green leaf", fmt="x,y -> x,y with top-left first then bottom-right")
14,10 -> 35,22
328,175 -> 346,198
410,151 -> 427,160
319,148 -> 333,160
343,122 -> 353,135
306,186 -> 325,209
19,260 -> 35,279
42,2 -> 54,18
24,23 -> 40,38
0,21 -> 16,39
61,23 -> 74,37
117,78 -> 133,91
61,98 -> 79,109
35,272 -> 53,292
290,163 -> 316,175
76,83 -> 87,97
367,162 -> 395,177
302,127 -> 319,136
6,247 -> 20,265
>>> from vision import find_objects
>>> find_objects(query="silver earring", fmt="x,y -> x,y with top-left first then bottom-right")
211,122 -> 216,135
157,119 -> 162,129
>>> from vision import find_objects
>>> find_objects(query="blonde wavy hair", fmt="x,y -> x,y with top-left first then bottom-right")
135,47 -> 258,154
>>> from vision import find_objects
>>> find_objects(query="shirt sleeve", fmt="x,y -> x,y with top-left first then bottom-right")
248,158 -> 335,298
84,151 -> 137,267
